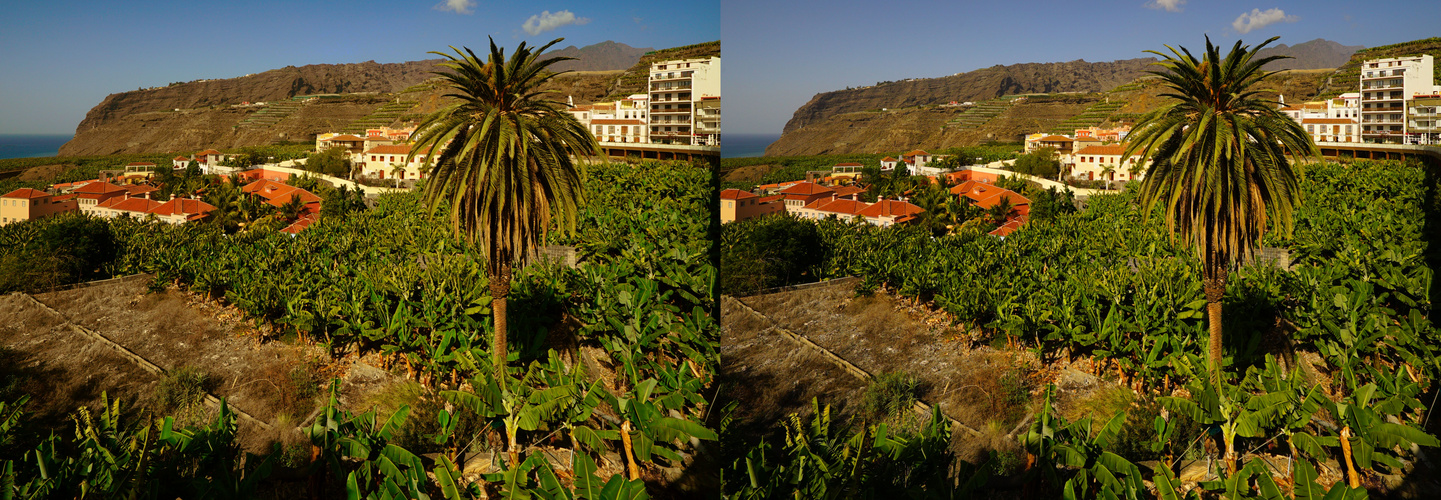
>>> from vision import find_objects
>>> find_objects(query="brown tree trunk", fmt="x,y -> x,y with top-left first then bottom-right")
1203,267 -> 1228,386
490,264 -> 513,388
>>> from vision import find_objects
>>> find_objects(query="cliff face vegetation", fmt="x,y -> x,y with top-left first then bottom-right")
59,41 -> 654,156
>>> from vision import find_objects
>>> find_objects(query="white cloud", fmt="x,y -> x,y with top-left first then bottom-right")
1232,8 -> 1298,34
1148,0 -> 1185,13
434,0 -> 475,14
522,10 -> 590,36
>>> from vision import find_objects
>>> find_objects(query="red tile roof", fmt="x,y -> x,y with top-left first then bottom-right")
989,219 -> 1025,237
1073,145 -> 1130,156
324,135 -> 366,142
366,144 -> 414,155
757,195 -> 784,203
881,156 -> 897,162
51,194 -> 76,202
951,181 -> 1030,209
720,188 -> 758,200
857,199 -> 923,219
98,197 -> 162,213
243,180 -> 322,206
174,156 -> 190,161
1038,135 -> 1073,142
831,185 -> 866,197
280,214 -> 318,235
779,182 -> 833,196
74,182 -> 128,199
150,197 -> 216,217
197,149 -> 222,155
2,188 -> 49,199
807,198 -> 869,216
904,150 -> 929,156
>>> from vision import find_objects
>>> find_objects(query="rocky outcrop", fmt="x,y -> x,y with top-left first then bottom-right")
778,58 -> 1156,137
60,41 -> 652,156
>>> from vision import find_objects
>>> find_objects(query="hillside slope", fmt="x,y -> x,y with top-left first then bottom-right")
60,41 -> 653,156
768,37 -> 1374,156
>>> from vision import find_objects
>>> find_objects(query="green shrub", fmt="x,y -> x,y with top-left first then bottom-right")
862,371 -> 920,421
154,365 -> 210,414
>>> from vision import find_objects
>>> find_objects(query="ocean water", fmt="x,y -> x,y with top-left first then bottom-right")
723,133 -> 781,158
0,134 -> 72,160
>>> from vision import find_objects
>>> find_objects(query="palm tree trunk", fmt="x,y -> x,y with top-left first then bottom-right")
490,263 -> 513,387
1203,266 -> 1228,386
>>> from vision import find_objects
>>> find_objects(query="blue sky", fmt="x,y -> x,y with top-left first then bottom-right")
723,0 -> 1440,135
0,0 -> 718,135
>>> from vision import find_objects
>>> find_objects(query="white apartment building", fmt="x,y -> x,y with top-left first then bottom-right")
648,56 -> 721,146
1282,92 -> 1361,144
570,95 -> 650,144
1359,55 -> 1441,144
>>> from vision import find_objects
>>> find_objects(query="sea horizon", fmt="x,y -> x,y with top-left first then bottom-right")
0,134 -> 72,160
722,133 -> 780,158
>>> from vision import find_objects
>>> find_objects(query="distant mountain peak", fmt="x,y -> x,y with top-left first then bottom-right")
1258,38 -> 1364,70
542,41 -> 653,72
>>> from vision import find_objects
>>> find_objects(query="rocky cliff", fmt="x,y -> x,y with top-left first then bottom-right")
767,38 -> 1374,156
60,41 -> 652,156
778,58 -> 1157,137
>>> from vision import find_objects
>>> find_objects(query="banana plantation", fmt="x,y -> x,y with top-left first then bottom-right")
0,160 -> 718,498
720,159 -> 1441,498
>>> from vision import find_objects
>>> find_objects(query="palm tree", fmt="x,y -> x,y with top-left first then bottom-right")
389,163 -> 408,188
1121,36 -> 1317,385
1100,164 -> 1116,190
408,38 -> 599,387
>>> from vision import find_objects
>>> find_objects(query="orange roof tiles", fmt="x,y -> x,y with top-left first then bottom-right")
150,197 -> 216,217
808,199 -> 869,216
1074,145 -> 1130,156
174,156 -> 190,161
280,214 -> 319,235
904,150 -> 929,156
366,144 -> 414,155
758,195 -> 784,203
779,182 -> 834,196
831,185 -> 866,197
881,156 -> 897,162
858,199 -> 923,219
2,188 -> 49,199
98,197 -> 162,213
989,219 -> 1025,237
720,189 -> 758,200
243,179 -> 321,207
1038,135 -> 1073,142
951,181 -> 1030,209
197,149 -> 222,155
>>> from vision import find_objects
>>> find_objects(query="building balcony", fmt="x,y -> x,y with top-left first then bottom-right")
650,108 -> 692,115
648,96 -> 692,103
649,74 -> 694,82
650,84 -> 693,92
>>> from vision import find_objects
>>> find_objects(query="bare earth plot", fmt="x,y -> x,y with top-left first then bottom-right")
721,280 -> 1086,462
0,276 -> 338,452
